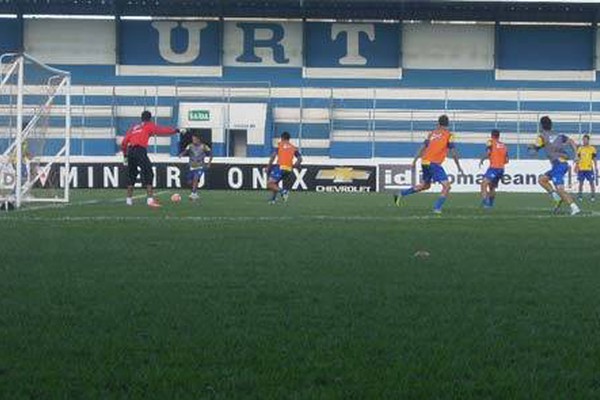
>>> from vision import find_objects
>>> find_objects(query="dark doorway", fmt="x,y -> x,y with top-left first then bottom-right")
179,128 -> 212,153
227,129 -> 247,157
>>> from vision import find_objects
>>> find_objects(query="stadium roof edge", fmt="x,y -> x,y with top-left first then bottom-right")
2,1 -> 600,23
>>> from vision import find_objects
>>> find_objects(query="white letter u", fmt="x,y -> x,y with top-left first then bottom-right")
152,21 -> 207,64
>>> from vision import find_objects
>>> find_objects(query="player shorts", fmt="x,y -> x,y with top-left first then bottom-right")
269,165 -> 292,187
14,162 -> 28,181
577,170 -> 595,183
484,168 -> 505,187
126,146 -> 153,186
544,160 -> 569,186
187,168 -> 205,182
422,163 -> 448,184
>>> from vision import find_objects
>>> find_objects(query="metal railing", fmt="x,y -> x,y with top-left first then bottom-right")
1,84 -> 600,158
330,87 -> 600,158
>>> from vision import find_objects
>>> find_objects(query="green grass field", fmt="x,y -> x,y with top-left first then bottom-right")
1,190 -> 600,399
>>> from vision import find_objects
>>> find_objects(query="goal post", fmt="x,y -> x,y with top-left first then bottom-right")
0,52 -> 71,209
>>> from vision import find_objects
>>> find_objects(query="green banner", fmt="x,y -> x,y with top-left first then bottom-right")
188,110 -> 210,121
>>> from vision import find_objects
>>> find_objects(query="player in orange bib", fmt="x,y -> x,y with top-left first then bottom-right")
266,131 -> 302,204
479,129 -> 509,208
394,115 -> 464,214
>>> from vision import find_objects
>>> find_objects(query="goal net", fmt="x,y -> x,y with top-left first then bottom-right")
0,53 -> 71,209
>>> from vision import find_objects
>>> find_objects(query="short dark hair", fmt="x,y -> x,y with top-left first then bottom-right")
491,129 -> 500,138
192,131 -> 202,140
583,134 -> 590,140
281,131 -> 291,140
540,116 -> 552,131
438,115 -> 449,127
141,110 -> 152,121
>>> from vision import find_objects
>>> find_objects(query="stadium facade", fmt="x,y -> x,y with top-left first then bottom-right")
2,0 -> 600,160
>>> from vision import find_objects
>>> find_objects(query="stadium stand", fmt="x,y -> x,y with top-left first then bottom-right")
2,1 -> 600,159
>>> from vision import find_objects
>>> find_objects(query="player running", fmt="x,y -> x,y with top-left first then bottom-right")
179,132 -> 212,201
394,115 -> 464,214
479,129 -> 509,208
528,116 -> 580,215
122,110 -> 179,208
266,131 -> 302,204
575,134 -> 597,202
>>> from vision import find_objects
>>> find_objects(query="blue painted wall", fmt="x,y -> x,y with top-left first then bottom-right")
305,22 -> 401,68
0,18 -> 20,54
120,20 -> 221,66
498,25 -> 594,71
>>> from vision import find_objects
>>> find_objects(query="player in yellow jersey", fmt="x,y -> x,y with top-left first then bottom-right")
575,134 -> 597,202
9,139 -> 33,183
266,131 -> 302,204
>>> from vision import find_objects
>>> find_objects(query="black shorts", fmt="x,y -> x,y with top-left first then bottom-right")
281,170 -> 293,190
127,146 -> 153,186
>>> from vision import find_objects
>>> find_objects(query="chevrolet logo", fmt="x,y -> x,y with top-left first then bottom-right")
316,167 -> 371,183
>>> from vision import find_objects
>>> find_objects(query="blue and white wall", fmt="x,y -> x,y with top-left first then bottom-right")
3,17 -> 600,159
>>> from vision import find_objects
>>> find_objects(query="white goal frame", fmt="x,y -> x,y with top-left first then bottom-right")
0,52 -> 71,209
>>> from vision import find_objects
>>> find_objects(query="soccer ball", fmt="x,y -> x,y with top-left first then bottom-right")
170,193 -> 182,203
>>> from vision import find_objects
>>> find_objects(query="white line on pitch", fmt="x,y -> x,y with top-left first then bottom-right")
2,211 -> 599,223
16,190 -> 170,212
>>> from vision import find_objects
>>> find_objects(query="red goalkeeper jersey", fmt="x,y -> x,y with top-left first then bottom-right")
121,122 -> 176,153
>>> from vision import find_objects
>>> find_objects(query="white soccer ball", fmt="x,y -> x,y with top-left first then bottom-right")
170,193 -> 182,203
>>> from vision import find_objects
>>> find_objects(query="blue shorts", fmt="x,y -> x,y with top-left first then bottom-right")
269,166 -> 291,183
484,168 -> 505,187
187,168 -> 205,182
422,163 -> 448,184
544,161 -> 569,186
269,165 -> 283,182
578,170 -> 595,183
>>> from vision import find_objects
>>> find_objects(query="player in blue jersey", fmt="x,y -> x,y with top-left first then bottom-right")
528,116 -> 580,215
179,133 -> 212,201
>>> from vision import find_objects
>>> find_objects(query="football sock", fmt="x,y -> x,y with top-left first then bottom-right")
126,197 -> 133,206
433,196 -> 447,210
489,196 -> 495,206
400,187 -> 417,196
571,203 -> 580,212
271,192 -> 277,201
551,191 -> 561,202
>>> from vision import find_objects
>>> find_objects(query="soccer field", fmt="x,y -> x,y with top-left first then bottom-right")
1,190 -> 600,399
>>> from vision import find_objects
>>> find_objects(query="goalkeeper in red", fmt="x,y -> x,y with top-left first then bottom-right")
122,111 -> 179,208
